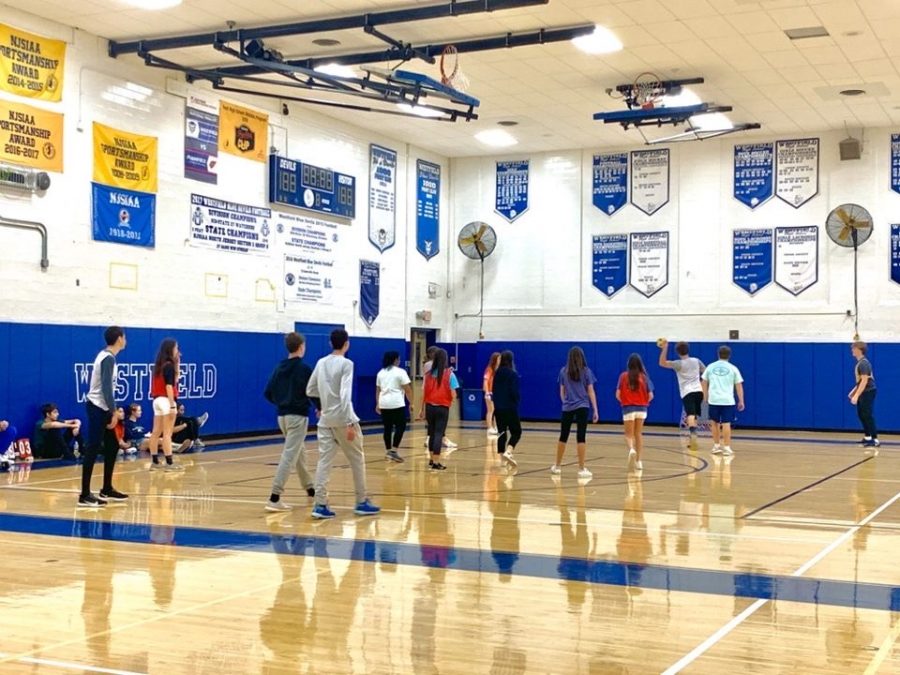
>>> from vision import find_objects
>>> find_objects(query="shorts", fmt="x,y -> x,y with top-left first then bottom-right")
622,406 -> 648,422
708,404 -> 736,424
682,391 -> 703,417
152,396 -> 176,416
484,392 -> 492,400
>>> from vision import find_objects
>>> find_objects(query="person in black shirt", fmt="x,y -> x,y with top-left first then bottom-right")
492,350 -> 521,471
849,341 -> 878,448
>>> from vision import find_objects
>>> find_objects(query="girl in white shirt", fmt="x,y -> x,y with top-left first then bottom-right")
376,351 -> 413,463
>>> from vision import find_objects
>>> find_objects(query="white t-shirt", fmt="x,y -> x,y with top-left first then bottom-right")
667,357 -> 704,398
377,366 -> 411,409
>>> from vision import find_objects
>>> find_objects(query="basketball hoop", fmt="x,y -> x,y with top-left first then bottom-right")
440,45 -> 470,92
632,71 -> 663,109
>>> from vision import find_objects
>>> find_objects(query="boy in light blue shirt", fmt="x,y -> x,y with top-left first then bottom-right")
701,345 -> 745,457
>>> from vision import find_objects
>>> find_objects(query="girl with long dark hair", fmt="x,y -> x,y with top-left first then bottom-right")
552,346 -> 599,479
418,348 -> 458,471
148,338 -> 184,471
492,350 -> 521,470
615,353 -> 653,472
376,350 -> 413,463
483,352 -> 500,435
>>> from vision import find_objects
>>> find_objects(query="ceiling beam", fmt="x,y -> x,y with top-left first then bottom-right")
108,0 -> 550,57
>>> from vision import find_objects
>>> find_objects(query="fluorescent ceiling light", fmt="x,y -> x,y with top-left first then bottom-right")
572,26 -> 622,55
475,129 -> 518,147
662,87 -> 701,107
396,103 -> 443,118
122,0 -> 183,8
314,63 -> 356,78
691,112 -> 733,131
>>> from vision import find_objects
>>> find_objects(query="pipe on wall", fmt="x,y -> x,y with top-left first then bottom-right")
0,215 -> 49,271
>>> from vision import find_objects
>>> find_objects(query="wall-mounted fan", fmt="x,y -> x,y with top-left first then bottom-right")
825,203 -> 873,340
458,221 -> 497,339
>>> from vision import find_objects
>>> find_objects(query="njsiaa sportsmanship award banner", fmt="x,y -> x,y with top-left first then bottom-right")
93,121 -> 158,193
0,98 -> 62,172
0,23 -> 65,102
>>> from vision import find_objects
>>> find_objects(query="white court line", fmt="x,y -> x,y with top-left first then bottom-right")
0,652 -> 145,674
663,489 -> 900,674
864,613 -> 900,674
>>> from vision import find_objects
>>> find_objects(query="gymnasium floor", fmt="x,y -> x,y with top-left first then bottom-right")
1,422 -> 898,674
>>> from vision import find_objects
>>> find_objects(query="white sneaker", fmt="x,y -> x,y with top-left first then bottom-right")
711,444 -> 723,455
443,438 -> 458,449
635,460 -> 643,471
722,446 -> 734,456
550,464 -> 561,475
501,450 -> 517,468
577,467 -> 592,480
265,500 -> 292,512
627,448 -> 637,468
197,412 -> 209,428
487,427 -> 499,436
424,437 -> 430,449
164,462 -> 185,472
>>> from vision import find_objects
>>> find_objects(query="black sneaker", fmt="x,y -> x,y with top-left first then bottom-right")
99,488 -> 129,501
78,494 -> 107,508
429,461 -> 447,471
306,486 -> 316,498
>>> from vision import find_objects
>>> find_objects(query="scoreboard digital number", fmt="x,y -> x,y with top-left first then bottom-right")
268,155 -> 356,219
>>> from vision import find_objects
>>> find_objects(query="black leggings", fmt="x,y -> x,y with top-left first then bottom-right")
495,409 -> 522,455
559,407 -> 589,444
173,415 -> 200,443
81,401 -> 118,497
857,389 -> 877,439
426,404 -> 449,456
380,407 -> 407,449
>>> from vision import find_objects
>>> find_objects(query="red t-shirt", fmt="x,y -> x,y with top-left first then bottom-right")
617,372 -> 651,407
424,370 -> 453,407
150,362 -> 179,398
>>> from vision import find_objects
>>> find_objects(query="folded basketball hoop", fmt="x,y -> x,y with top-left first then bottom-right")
633,71 -> 663,109
440,45 -> 470,92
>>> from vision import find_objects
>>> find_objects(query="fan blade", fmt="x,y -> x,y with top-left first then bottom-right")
460,235 -> 477,245
835,208 -> 852,227
475,240 -> 486,254
838,225 -> 851,241
476,224 -> 487,240
852,219 -> 872,229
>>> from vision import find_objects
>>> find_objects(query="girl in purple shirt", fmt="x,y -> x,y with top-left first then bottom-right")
551,347 -> 599,480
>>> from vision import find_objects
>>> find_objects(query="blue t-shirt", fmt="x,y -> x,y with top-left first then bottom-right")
558,366 -> 596,412
432,370 -> 459,389
124,418 -> 146,441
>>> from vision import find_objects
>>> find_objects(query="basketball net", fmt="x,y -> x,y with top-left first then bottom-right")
440,45 -> 470,92
633,72 -> 662,109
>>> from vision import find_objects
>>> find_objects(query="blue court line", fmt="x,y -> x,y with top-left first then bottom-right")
1,511 -> 898,612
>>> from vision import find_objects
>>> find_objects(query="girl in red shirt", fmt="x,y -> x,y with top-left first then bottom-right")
615,353 -> 654,472
418,348 -> 457,471
483,352 -> 500,435
148,339 -> 184,472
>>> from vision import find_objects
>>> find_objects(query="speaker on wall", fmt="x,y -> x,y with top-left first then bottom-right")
839,137 -> 861,161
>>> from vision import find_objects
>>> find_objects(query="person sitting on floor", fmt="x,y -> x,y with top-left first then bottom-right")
111,406 -> 137,456
124,403 -> 150,452
0,419 -> 17,463
172,403 -> 209,453
33,403 -> 82,460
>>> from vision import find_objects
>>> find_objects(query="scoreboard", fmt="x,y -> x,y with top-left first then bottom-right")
268,154 -> 355,219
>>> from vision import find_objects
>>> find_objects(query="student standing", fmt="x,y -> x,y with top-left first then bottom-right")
849,341 -> 878,448
376,350 -> 413,463
306,329 -> 380,518
419,348 -> 458,471
701,346 -> 745,457
422,346 -> 458,451
616,353 -> 654,472
552,346 -> 599,479
147,339 -> 185,472
264,331 -> 316,512
483,352 -> 500,435
658,339 -> 705,436
492,350 -> 521,470
80,325 -> 128,507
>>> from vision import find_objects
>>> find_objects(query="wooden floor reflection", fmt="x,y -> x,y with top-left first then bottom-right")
1,423 -> 899,674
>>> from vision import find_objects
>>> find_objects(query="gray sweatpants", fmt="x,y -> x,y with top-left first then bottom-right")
270,415 -> 313,496
314,423 -> 367,506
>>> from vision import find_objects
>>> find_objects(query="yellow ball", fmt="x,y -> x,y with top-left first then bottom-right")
656,338 -> 666,347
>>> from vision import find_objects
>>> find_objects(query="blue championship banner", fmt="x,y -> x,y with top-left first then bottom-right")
359,260 -> 380,327
592,234 -> 628,297
369,144 -> 396,252
892,135 -> 900,195
184,93 -> 218,185
630,149 -> 669,216
416,160 -> 440,260
775,225 -> 818,295
91,182 -> 156,248
891,225 -> 900,285
629,231 -> 669,297
592,153 -> 628,215
495,160 -> 529,222
733,228 -> 773,295
734,143 -> 773,209
189,193 -> 271,255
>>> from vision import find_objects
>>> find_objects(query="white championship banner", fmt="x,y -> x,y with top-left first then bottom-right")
629,231 -> 669,297
278,211 -> 338,304
630,149 -> 669,216
189,194 -> 270,255
775,138 -> 819,208
775,225 -> 818,295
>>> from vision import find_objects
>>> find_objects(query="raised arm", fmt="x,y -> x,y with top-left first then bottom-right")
658,339 -> 672,369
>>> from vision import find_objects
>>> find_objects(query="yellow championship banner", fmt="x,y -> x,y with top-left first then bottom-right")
0,23 -> 65,102
0,98 -> 63,172
218,100 -> 268,162
93,122 -> 158,193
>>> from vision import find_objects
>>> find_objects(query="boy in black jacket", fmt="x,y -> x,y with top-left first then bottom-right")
264,332 -> 315,512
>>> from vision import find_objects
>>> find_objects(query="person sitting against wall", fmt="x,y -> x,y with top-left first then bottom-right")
33,403 -> 82,460
0,419 -> 17,462
172,403 -> 209,453
111,406 -> 138,456
124,403 -> 151,453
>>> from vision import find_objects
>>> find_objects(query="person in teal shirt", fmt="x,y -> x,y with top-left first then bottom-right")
701,346 -> 745,457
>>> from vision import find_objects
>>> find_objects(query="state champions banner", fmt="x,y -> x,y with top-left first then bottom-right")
190,193 -> 271,256
91,182 -> 156,248
369,144 -> 396,252
0,98 -> 62,172
218,100 -> 268,162
0,23 -> 65,102
92,122 -> 158,193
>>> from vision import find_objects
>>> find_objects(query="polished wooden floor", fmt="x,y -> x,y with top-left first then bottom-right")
1,422 -> 899,674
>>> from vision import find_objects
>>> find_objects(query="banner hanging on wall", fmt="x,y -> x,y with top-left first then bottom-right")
891,135 -> 900,195
93,122 -> 158,193
184,93 -> 218,184
368,144 -> 396,252
277,210 -> 338,304
495,160 -> 529,221
592,234 -> 628,297
891,225 -> 900,285
416,159 -> 440,260
359,260 -> 380,327
189,193 -> 271,255
732,228 -> 773,295
630,149 -> 669,216
91,182 -> 156,248
0,23 -> 65,102
592,153 -> 628,216
629,231 -> 669,297
218,100 -> 268,162
733,143 -> 773,209
775,138 -> 818,208
0,98 -> 62,172
775,225 -> 818,295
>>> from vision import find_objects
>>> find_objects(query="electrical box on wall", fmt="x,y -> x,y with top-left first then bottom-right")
415,310 -> 432,322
